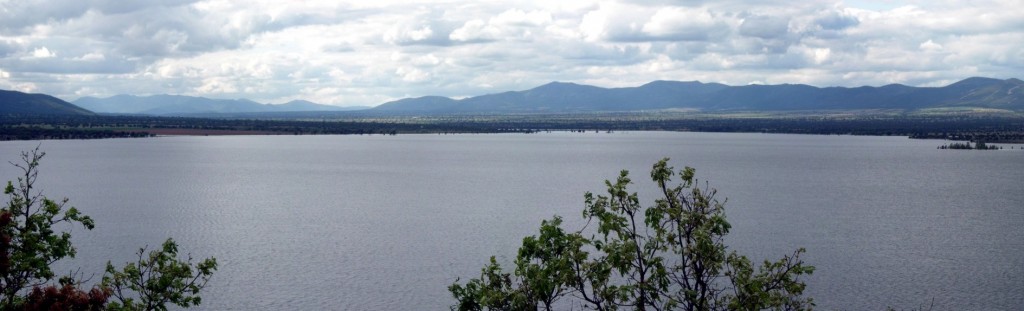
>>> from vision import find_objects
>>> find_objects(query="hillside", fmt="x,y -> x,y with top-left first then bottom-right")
0,89 -> 94,115
73,95 -> 349,115
372,77 -> 1024,114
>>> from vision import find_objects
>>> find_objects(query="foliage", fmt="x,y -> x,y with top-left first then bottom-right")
450,217 -> 587,311
451,158 -> 814,310
21,283 -> 109,311
0,147 -> 95,307
102,239 -> 217,311
0,147 -> 216,311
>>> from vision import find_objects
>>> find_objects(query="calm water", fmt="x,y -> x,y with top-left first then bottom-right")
0,132 -> 1021,310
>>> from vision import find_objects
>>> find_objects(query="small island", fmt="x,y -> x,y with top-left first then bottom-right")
938,141 -> 1001,150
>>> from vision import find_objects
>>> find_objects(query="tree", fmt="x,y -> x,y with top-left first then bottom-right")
102,239 -> 217,311
450,217 -> 588,311
451,158 -> 814,310
0,147 -> 216,310
0,147 -> 96,307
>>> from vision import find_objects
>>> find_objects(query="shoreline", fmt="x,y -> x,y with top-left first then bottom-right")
2,113 -> 1022,142
143,128 -> 282,136
5,129 -> 1024,147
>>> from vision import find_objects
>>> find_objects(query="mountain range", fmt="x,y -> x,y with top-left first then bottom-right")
72,95 -> 358,115
372,77 -> 1024,113
1,77 -> 1022,116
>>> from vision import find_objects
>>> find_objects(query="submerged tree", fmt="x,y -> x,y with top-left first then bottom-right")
0,147 -> 216,310
451,158 -> 814,310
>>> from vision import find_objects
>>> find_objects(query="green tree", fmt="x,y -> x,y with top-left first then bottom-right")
451,158 -> 814,310
103,239 -> 217,311
0,147 -> 216,310
514,216 -> 585,310
0,147 -> 96,307
450,217 -> 588,311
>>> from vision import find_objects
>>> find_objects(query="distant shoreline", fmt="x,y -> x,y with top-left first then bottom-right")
143,128 -> 281,136
1,112 -> 1022,142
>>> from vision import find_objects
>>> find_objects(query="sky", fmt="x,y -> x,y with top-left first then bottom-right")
0,0 -> 1021,107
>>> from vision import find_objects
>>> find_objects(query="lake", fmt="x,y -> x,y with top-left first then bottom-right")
0,132 -> 1021,310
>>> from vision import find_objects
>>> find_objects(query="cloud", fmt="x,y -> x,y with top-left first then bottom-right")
449,20 -> 490,42
739,15 -> 789,39
0,0 -> 1019,106
31,47 -> 56,58
0,40 -> 18,57
492,8 -> 552,26
919,39 -> 942,52
3,57 -> 136,74
0,0 -> 200,34
449,9 -> 553,42
640,7 -> 728,41
814,9 -> 859,31
580,3 -> 730,42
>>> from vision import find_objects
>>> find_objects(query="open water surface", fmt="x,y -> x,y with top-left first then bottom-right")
0,132 -> 1021,310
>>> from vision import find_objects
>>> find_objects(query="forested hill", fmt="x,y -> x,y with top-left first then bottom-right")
372,77 -> 1024,114
0,89 -> 94,115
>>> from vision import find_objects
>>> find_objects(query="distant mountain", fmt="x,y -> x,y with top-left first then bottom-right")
0,89 -> 94,115
371,96 -> 459,112
73,95 -> 350,115
277,100 -> 334,111
278,100 -> 369,112
372,77 -> 1024,114
935,77 -> 1024,109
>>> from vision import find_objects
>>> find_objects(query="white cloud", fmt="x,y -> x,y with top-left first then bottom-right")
0,0 -> 1019,106
640,7 -> 726,41
919,39 -> 942,52
396,67 -> 430,82
810,48 -> 831,65
449,9 -> 553,42
196,77 -> 239,94
492,8 -> 551,26
75,52 -> 106,61
31,47 -> 56,58
449,20 -> 490,42
412,54 -> 442,67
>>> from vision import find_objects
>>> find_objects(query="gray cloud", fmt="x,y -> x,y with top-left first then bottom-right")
0,0 -> 199,34
2,57 -> 136,74
0,0 -> 1019,106
739,15 -> 790,39
814,10 -> 859,31
0,40 -> 19,57
64,6 -> 264,57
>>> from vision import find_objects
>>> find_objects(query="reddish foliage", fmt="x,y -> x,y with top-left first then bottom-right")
21,284 -> 109,311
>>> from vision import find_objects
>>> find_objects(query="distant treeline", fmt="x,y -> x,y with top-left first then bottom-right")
0,127 -> 152,140
1,113 -> 1022,142
0,114 -> 535,140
